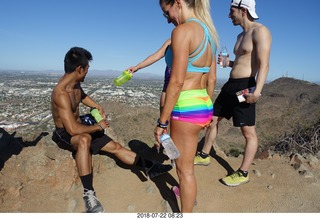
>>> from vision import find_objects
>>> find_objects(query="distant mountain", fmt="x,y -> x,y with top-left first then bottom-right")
209,77 -> 320,155
0,69 -> 164,80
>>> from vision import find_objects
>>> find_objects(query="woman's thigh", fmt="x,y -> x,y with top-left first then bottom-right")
170,120 -> 202,170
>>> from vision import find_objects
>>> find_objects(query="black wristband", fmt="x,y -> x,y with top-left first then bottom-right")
157,118 -> 169,128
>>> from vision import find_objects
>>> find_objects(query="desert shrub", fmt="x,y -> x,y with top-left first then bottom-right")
269,121 -> 320,155
227,148 -> 242,157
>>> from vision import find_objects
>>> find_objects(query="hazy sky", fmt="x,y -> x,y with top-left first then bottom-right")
0,0 -> 319,82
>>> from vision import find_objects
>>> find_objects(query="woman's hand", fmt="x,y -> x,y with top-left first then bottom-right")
154,126 -> 167,144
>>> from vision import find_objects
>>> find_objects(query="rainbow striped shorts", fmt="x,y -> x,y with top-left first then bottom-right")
171,89 -> 213,127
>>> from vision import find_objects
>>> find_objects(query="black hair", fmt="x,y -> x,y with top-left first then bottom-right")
64,47 -> 93,73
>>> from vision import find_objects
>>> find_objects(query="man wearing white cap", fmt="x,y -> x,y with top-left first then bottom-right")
194,0 -> 272,187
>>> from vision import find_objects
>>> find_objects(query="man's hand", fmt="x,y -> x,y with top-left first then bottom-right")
244,92 -> 261,104
98,119 -> 110,129
217,53 -> 230,67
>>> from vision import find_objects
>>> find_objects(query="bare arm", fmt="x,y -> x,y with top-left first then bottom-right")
250,25 -> 272,102
254,26 -> 272,93
54,91 -> 102,136
81,92 -> 105,119
128,38 -> 171,73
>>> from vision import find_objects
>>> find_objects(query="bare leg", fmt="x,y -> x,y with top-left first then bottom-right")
171,120 -> 202,212
202,116 -> 222,154
100,141 -> 137,165
239,125 -> 258,171
71,134 -> 104,213
71,134 -> 93,176
100,139 -> 172,179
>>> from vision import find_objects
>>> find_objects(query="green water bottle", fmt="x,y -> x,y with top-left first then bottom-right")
114,70 -> 133,86
90,108 -> 103,122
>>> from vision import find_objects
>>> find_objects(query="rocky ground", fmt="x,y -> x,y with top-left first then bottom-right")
1,77 -> 320,216
1,122 -> 320,214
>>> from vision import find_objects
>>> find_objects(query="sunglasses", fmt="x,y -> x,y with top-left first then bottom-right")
163,3 -> 174,19
163,11 -> 170,19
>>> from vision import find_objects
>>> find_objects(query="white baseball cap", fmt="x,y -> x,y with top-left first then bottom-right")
231,0 -> 259,20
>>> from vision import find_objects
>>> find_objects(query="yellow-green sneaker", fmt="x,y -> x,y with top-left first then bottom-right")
194,154 -> 211,166
221,170 -> 250,187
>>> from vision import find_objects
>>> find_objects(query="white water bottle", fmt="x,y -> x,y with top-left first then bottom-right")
220,46 -> 228,68
160,134 -> 180,160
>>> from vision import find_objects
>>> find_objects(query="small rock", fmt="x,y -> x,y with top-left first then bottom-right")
127,204 -> 136,212
293,163 -> 301,170
161,199 -> 173,213
256,150 -> 271,160
298,170 -> 306,175
297,164 -> 308,173
289,153 -> 305,165
304,171 -> 314,178
68,199 -> 77,212
272,154 -> 281,160
306,154 -> 319,169
252,169 -> 261,177
306,154 -> 319,163
146,184 -> 156,194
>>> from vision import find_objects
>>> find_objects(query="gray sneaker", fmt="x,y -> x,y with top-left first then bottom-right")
83,189 -> 104,213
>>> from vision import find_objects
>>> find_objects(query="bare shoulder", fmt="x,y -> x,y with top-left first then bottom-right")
51,84 -> 68,104
253,23 -> 271,36
172,21 -> 200,47
252,23 -> 272,44
172,22 -> 190,37
171,24 -> 192,48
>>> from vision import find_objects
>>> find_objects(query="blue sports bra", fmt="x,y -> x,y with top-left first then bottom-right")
165,18 -> 216,73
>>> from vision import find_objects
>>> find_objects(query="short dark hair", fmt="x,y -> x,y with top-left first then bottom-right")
64,47 -> 93,73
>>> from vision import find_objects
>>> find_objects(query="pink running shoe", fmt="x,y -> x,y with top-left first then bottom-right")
172,186 -> 180,197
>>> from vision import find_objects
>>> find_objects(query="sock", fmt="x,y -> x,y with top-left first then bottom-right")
80,172 -> 94,191
238,169 -> 248,177
199,151 -> 209,159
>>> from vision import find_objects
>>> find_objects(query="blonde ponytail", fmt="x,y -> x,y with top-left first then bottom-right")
194,0 -> 219,52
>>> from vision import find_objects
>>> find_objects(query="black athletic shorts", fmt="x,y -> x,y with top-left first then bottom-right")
52,128 -> 112,155
214,77 -> 256,127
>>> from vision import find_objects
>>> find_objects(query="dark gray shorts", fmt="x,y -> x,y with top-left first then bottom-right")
214,77 -> 256,127
52,128 -> 112,155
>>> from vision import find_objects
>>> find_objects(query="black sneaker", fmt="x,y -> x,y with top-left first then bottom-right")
83,189 -> 104,213
146,163 -> 172,179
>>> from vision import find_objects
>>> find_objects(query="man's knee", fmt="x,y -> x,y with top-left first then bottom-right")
241,127 -> 257,140
76,134 -> 92,151
210,116 -> 221,127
